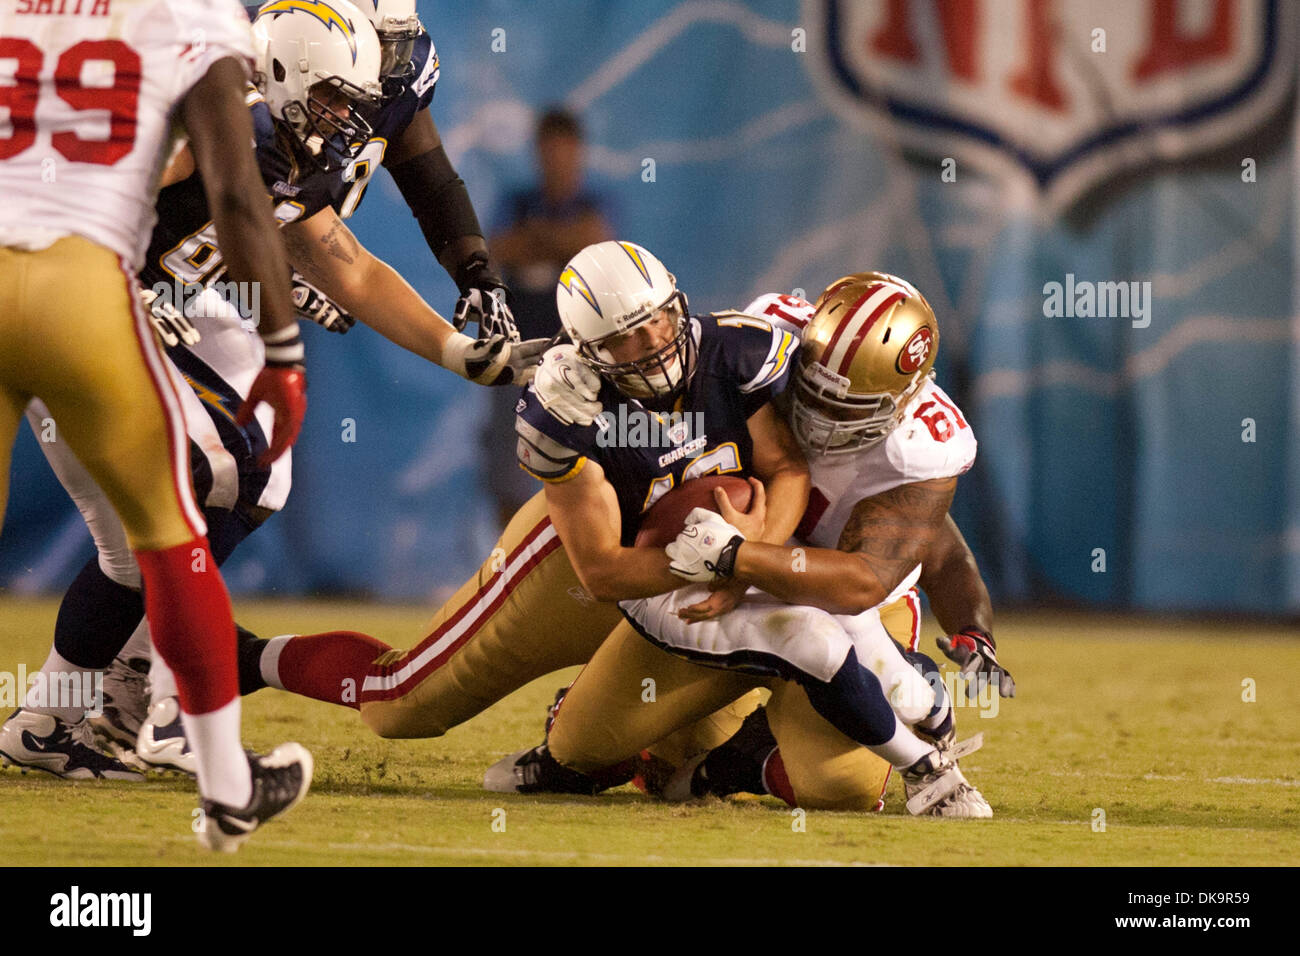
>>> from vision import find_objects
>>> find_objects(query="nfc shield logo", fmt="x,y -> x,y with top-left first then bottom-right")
806,0 -> 1295,209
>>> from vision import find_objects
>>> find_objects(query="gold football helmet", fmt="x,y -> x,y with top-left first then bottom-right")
793,272 -> 939,454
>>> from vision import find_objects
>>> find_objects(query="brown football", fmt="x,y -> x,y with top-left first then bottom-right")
634,475 -> 753,548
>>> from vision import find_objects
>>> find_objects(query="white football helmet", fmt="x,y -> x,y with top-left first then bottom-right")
252,0 -> 383,169
555,241 -> 693,399
351,0 -> 424,90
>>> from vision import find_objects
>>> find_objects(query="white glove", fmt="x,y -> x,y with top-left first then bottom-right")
534,344 -> 603,426
139,288 -> 200,347
443,332 -> 549,387
666,508 -> 745,583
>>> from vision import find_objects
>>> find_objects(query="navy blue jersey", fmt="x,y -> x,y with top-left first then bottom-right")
330,32 -> 439,219
376,33 -> 439,140
142,30 -> 440,289
516,313 -> 800,545
139,89 -> 344,291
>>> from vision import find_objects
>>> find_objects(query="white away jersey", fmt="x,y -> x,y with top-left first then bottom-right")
742,292 -> 815,337
795,378 -> 977,553
0,0 -> 254,269
741,291 -> 975,601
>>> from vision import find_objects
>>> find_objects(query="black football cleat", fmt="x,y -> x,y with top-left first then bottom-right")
197,743 -> 313,852
482,742 -> 601,795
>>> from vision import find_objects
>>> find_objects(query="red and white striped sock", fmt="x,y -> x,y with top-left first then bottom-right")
261,631 -> 391,709
135,538 -> 250,808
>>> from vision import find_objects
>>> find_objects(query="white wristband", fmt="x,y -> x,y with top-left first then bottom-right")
441,331 -> 475,378
261,324 -> 304,366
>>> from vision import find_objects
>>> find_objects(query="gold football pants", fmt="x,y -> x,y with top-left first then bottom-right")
358,491 -> 625,737
0,236 -> 203,550
549,590 -> 923,810
355,487 -> 924,811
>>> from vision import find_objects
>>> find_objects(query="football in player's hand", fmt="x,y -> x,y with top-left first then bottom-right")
634,475 -> 753,548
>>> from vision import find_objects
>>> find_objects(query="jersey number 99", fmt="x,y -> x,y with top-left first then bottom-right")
0,37 -> 140,164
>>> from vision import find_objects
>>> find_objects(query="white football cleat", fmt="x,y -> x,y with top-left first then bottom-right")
0,709 -> 144,781
901,749 -> 993,819
90,655 -> 150,748
135,696 -> 196,775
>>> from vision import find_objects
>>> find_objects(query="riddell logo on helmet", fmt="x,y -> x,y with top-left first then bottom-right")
807,361 -> 850,398
896,327 -> 933,374
612,302 -> 655,326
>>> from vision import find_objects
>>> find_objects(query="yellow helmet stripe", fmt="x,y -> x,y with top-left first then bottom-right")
257,0 -> 359,64
617,241 -> 652,284
558,265 -> 601,316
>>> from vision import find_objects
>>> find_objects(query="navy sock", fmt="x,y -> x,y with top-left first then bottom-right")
799,647 -> 898,747
236,626 -> 269,695
53,559 -> 144,670
52,504 -> 264,673
904,648 -> 951,727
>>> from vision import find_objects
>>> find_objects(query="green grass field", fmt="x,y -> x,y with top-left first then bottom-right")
1,597 -> 1296,866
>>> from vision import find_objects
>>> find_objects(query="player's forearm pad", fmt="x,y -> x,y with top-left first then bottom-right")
387,144 -> 484,258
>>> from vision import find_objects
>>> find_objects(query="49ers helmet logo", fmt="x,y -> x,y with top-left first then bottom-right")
897,326 -> 933,374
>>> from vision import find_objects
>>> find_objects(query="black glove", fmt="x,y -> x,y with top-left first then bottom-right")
453,255 -> 517,341
292,275 -> 355,334
936,627 -> 1016,699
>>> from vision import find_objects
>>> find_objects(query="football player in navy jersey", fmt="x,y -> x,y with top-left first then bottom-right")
228,247 -> 988,815
1,0 -> 545,777
512,240 -> 809,592
494,247 -> 991,816
509,277 -> 998,815
265,0 -> 517,339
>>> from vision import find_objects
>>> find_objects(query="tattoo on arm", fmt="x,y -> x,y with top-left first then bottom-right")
321,220 -> 360,265
837,478 -> 957,595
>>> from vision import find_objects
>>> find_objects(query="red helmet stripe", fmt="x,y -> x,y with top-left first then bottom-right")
819,288 -> 877,368
837,291 -> 905,376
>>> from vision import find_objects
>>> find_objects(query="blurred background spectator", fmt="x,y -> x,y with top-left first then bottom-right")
484,108 -> 615,526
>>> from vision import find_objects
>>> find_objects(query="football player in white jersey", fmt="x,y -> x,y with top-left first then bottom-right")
0,0 -> 311,849
650,276 -> 1014,803
1,0 -> 546,779
493,274 -> 1009,814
